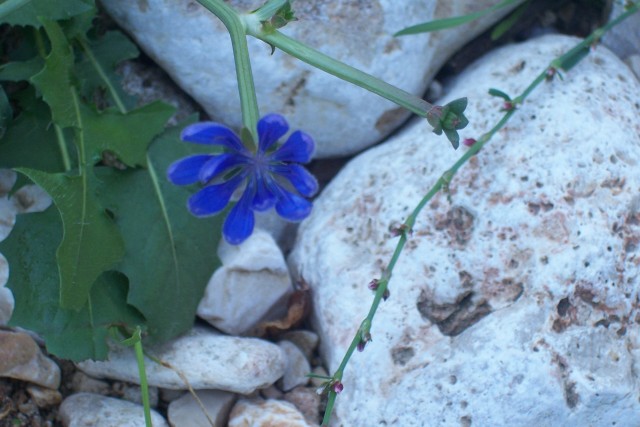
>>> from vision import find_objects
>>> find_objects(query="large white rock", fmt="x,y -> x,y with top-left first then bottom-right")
277,340 -> 311,391
0,330 -> 61,389
0,253 -> 13,326
59,393 -> 169,427
0,170 -> 17,326
603,1 -> 640,61
167,390 -> 237,427
78,327 -> 286,394
102,0 -> 521,158
227,398 -> 313,427
289,35 -> 640,426
197,228 -> 293,335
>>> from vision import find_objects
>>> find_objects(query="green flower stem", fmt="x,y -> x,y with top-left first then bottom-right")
320,4 -> 640,424
252,0 -> 288,22
121,327 -> 152,427
133,334 -> 152,427
250,29 -> 434,117
194,0 -> 260,143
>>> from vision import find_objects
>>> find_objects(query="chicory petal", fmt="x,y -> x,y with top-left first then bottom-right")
181,122 -> 245,152
167,155 -> 212,185
271,130 -> 314,163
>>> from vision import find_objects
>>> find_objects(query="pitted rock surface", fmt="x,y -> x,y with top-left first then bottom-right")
101,0 -> 522,157
289,35 -> 640,426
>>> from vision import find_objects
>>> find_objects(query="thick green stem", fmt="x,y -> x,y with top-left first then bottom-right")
250,30 -> 433,117
194,0 -> 260,143
252,0 -> 288,21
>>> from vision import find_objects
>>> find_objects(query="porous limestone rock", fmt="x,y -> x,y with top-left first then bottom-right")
101,0 -> 522,158
26,385 -> 63,408
59,393 -> 168,427
197,228 -> 292,335
167,390 -> 237,427
78,327 -> 286,394
281,329 -> 319,361
0,253 -> 13,326
0,170 -> 17,326
0,169 -> 17,241
0,330 -> 61,389
277,340 -> 311,391
603,0 -> 640,61
289,35 -> 640,426
227,398 -> 313,427
283,386 -> 321,426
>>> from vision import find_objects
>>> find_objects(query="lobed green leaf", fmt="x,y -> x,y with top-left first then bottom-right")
0,57 -> 45,82
0,0 -> 94,28
74,30 -> 139,110
80,101 -> 175,168
16,167 -> 125,310
1,207 -> 144,361
0,93 -> 71,172
29,19 -> 77,127
96,120 -> 222,343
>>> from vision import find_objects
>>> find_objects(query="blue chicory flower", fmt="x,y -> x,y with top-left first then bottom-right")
167,114 -> 318,245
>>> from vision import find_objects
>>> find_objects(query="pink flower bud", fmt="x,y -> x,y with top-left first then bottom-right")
545,67 -> 557,81
462,138 -> 477,147
501,101 -> 514,112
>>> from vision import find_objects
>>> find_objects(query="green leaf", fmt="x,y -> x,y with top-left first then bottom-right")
446,97 -> 468,115
75,31 -> 139,110
80,101 -> 175,168
444,128 -> 460,149
488,88 -> 512,101
60,7 -> 96,40
95,120 -> 222,343
30,19 -> 77,127
48,271 -> 145,360
0,0 -> 29,21
16,167 -> 125,310
558,46 -> 590,72
490,0 -> 530,41
394,0 -> 519,36
0,56 -> 44,82
0,93 -> 71,172
0,0 -> 94,28
1,206 -> 144,361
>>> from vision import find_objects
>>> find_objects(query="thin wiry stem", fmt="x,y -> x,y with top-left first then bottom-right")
320,3 -> 640,425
